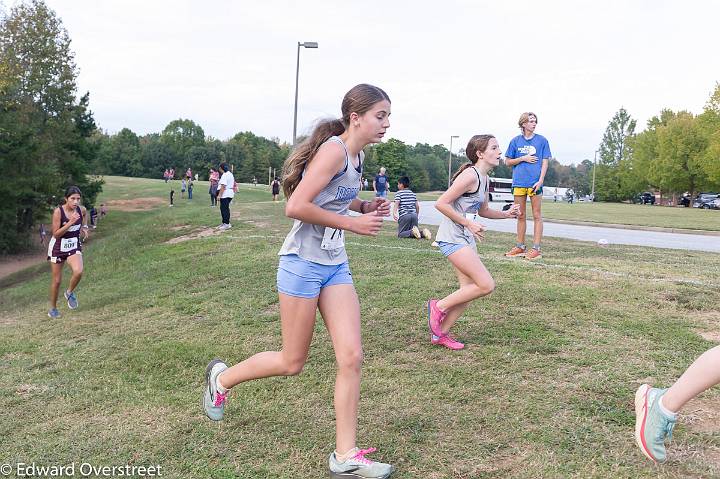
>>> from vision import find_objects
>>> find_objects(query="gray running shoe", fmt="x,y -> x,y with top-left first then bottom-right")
203,359 -> 228,421
65,290 -> 78,309
328,448 -> 394,478
48,308 -> 61,319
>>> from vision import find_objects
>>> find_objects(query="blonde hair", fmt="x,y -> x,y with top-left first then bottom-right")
282,84 -> 390,198
518,112 -> 537,132
450,135 -> 495,183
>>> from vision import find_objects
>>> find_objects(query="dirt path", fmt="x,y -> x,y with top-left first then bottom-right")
0,230 -> 50,284
0,249 -> 46,282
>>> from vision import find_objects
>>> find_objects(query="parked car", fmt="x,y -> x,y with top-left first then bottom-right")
692,193 -> 720,209
678,193 -> 691,207
635,192 -> 656,205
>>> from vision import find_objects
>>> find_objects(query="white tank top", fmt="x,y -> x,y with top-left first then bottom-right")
435,167 -> 487,245
278,136 -> 364,265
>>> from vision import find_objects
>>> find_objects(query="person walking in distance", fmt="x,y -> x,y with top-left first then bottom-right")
271,177 -> 281,202
373,167 -> 389,199
217,163 -> 235,230
209,167 -> 220,207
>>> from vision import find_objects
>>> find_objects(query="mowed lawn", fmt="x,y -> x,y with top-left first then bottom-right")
1,176 -> 720,478
372,189 -> 720,232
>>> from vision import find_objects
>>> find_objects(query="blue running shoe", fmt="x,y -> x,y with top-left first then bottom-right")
65,290 -> 78,309
635,384 -> 677,463
48,308 -> 61,319
203,359 -> 228,421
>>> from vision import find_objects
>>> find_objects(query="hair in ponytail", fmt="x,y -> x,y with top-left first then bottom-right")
282,83 -> 390,198
450,134 -> 495,183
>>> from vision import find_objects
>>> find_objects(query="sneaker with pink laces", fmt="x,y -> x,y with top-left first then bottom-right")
203,359 -> 228,421
431,333 -> 465,350
329,447 -> 394,478
427,299 -> 446,336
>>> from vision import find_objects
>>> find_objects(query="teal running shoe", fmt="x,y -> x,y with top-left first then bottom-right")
65,290 -> 78,309
635,384 -> 677,463
203,359 -> 228,421
48,308 -> 61,319
328,447 -> 394,478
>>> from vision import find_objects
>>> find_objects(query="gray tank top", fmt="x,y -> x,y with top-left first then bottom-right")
435,167 -> 487,245
278,136 -> 364,265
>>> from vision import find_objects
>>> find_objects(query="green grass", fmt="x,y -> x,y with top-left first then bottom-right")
2,176 -> 720,478
529,202 -> 720,232
366,188 -> 720,232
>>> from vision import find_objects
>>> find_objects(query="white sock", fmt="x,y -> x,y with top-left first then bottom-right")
214,368 -> 228,394
335,448 -> 358,463
658,397 -> 678,419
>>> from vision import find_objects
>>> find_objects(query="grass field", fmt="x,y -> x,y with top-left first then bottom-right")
2,176 -> 720,478
370,190 -> 720,232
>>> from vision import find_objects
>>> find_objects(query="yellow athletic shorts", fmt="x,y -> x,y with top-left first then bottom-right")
512,186 -> 542,197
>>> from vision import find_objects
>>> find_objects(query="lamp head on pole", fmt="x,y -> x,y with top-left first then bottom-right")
300,42 -> 319,48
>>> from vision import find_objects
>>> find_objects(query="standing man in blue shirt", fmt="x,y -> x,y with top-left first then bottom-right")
504,112 -> 551,260
373,167 -> 389,198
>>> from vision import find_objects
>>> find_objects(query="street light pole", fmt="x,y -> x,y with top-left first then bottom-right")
448,135 -> 459,188
591,149 -> 598,199
292,41 -> 319,147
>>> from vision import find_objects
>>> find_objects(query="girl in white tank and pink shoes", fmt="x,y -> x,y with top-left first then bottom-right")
428,135 -> 520,350
203,84 -> 395,479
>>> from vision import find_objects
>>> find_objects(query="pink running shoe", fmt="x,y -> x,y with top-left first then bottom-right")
427,299 -> 446,336
431,333 -> 465,350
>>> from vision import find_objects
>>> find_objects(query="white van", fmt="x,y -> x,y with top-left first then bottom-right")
488,177 -> 514,202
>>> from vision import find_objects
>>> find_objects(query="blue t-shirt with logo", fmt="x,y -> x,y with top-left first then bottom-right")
506,134 -> 552,187
374,174 -> 388,192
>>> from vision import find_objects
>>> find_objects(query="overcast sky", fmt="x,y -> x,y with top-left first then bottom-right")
39,0 -> 720,164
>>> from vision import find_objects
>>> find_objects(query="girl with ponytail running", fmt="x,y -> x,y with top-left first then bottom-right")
203,84 -> 395,478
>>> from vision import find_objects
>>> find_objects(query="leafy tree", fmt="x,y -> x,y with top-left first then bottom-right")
698,83 -> 720,189
596,108 -> 636,201
655,112 -> 708,195
160,118 -> 205,164
139,135 -> 174,178
0,0 -> 101,252
185,145 -> 221,180
370,138 -> 407,191
109,128 -> 141,176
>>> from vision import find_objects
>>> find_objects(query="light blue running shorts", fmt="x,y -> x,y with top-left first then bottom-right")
277,254 -> 353,298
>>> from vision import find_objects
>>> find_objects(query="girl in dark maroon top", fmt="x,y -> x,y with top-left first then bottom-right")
47,186 -> 89,318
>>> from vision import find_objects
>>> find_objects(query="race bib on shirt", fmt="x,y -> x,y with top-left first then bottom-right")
321,227 -> 344,251
60,237 -> 78,252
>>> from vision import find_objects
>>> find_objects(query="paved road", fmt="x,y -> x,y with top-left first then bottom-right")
384,201 -> 720,253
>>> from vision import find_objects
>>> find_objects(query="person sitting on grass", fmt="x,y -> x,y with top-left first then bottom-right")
393,176 -> 431,240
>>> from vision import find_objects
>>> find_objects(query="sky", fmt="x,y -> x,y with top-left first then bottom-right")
36,0 -> 720,164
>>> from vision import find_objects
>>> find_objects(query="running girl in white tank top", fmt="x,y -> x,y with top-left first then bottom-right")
427,135 -> 520,350
203,84 -> 396,479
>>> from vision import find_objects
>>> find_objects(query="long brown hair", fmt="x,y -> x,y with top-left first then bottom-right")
450,135 -> 495,183
282,84 -> 390,198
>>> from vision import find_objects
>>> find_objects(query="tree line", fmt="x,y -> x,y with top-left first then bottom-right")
3,1 -> 718,254
1,0 -> 102,254
93,125 -> 599,198
595,85 -> 720,202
